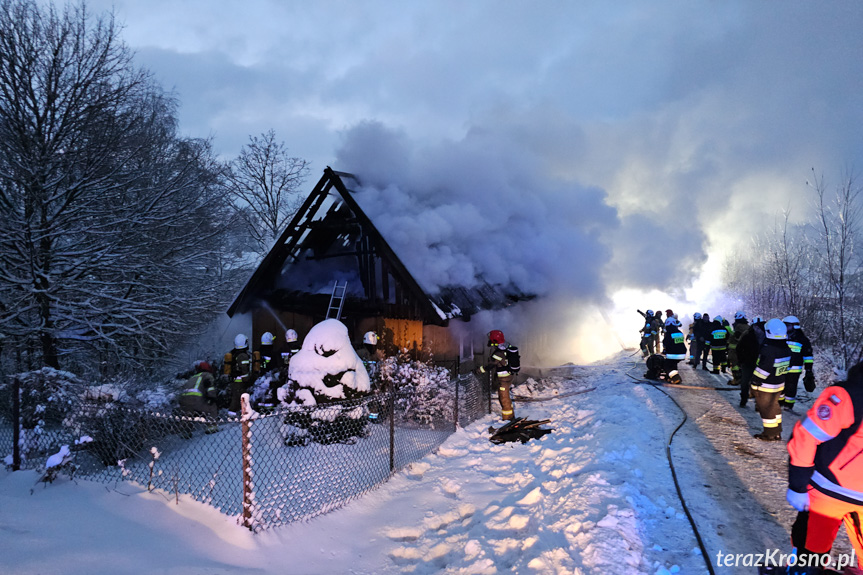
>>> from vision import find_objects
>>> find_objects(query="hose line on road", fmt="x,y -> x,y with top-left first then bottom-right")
626,361 -> 717,575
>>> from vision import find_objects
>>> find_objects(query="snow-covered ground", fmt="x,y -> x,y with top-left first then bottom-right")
0,351 -> 848,574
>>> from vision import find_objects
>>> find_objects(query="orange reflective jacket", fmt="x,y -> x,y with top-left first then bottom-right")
788,379 -> 863,503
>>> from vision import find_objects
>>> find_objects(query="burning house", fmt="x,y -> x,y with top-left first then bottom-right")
227,167 -> 532,365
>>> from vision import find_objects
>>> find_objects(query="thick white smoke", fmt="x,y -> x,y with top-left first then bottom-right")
334,121 -> 710,365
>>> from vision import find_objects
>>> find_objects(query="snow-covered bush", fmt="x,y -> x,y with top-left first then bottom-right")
281,319 -> 371,405
276,319 -> 372,445
380,348 -> 454,425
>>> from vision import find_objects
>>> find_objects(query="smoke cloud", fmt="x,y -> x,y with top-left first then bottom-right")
335,121 -> 710,364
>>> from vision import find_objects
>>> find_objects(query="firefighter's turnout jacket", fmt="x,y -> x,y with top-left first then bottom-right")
479,343 -> 519,421
179,370 -> 218,417
224,347 -> 252,413
751,338 -> 792,439
708,321 -> 730,373
787,365 -> 863,563
661,325 -> 686,384
752,339 -> 791,393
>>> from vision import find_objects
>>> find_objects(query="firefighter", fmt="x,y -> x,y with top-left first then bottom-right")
687,312 -> 703,366
736,315 -> 765,408
751,319 -> 791,441
640,319 -> 656,358
652,310 -> 663,355
280,329 -> 301,367
695,313 -> 712,370
254,331 -> 278,375
224,333 -> 252,415
781,315 -> 816,411
661,316 -> 686,384
784,360 -> 863,569
708,315 -> 730,374
178,361 -> 219,433
727,311 -> 749,386
477,330 -> 519,421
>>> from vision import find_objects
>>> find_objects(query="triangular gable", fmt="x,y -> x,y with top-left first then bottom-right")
227,167 -> 443,323
227,167 -> 533,325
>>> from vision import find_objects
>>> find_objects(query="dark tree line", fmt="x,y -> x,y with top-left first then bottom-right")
0,0 -> 307,379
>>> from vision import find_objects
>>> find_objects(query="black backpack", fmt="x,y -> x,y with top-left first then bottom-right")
506,345 -> 521,373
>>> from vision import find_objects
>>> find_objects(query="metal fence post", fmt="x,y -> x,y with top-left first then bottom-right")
240,393 -> 253,530
12,376 -> 20,471
453,377 -> 459,432
388,390 -> 395,473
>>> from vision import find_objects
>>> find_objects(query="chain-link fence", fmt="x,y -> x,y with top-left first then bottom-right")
1,370 -> 490,531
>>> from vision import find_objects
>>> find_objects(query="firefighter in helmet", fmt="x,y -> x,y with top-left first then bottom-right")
254,331 -> 278,375
751,319 -> 791,441
281,329 -> 301,366
224,333 -> 252,415
780,315 -> 816,411
661,316 -> 686,384
477,330 -> 520,421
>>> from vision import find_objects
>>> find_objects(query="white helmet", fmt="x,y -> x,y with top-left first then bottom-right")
752,315 -> 764,323
782,315 -> 801,328
285,329 -> 298,343
714,315 -> 724,323
646,309 -> 654,317
765,319 -> 787,340
261,331 -> 275,345
693,312 -> 702,320
734,311 -> 746,320
234,334 -> 248,349
363,331 -> 378,345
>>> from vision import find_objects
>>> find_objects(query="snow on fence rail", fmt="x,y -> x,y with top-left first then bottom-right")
1,373 -> 489,530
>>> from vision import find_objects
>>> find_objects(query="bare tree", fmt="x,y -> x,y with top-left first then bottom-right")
809,168 -> 863,369
0,0 -> 242,374
225,130 -> 310,256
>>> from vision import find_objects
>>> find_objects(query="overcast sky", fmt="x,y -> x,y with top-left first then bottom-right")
87,0 -> 863,358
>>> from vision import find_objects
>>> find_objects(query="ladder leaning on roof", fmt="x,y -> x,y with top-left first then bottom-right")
326,281 -> 347,320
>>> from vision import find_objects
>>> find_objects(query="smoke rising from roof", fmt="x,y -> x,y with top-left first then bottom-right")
335,121 -> 712,364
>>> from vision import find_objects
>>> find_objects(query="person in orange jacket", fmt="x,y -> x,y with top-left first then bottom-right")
785,360 -> 863,569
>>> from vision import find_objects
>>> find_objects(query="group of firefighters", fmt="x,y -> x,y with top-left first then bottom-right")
641,308 -> 863,572
178,328 -> 381,421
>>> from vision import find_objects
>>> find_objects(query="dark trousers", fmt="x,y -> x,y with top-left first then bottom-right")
663,358 -> 681,384
784,372 -> 801,404
688,340 -> 701,364
739,364 -> 755,406
698,343 -> 710,367
754,389 -> 782,438
711,349 -> 728,373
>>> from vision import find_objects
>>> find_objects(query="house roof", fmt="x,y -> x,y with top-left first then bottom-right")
227,167 -> 532,325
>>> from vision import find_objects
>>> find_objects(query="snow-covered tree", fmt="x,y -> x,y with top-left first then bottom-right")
0,0 -> 244,375
225,130 -> 309,257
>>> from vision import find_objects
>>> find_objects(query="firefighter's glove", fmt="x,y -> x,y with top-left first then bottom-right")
803,371 -> 816,393
786,488 -> 810,512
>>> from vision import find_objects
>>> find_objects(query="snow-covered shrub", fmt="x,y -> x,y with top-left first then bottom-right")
276,319 -> 372,444
380,348 -> 454,425
281,319 -> 371,405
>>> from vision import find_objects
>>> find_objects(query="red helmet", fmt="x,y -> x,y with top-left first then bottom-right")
488,330 -> 505,345
195,360 -> 212,373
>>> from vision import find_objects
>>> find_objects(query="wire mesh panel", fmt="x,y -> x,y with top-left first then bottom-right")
2,372 -> 491,530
